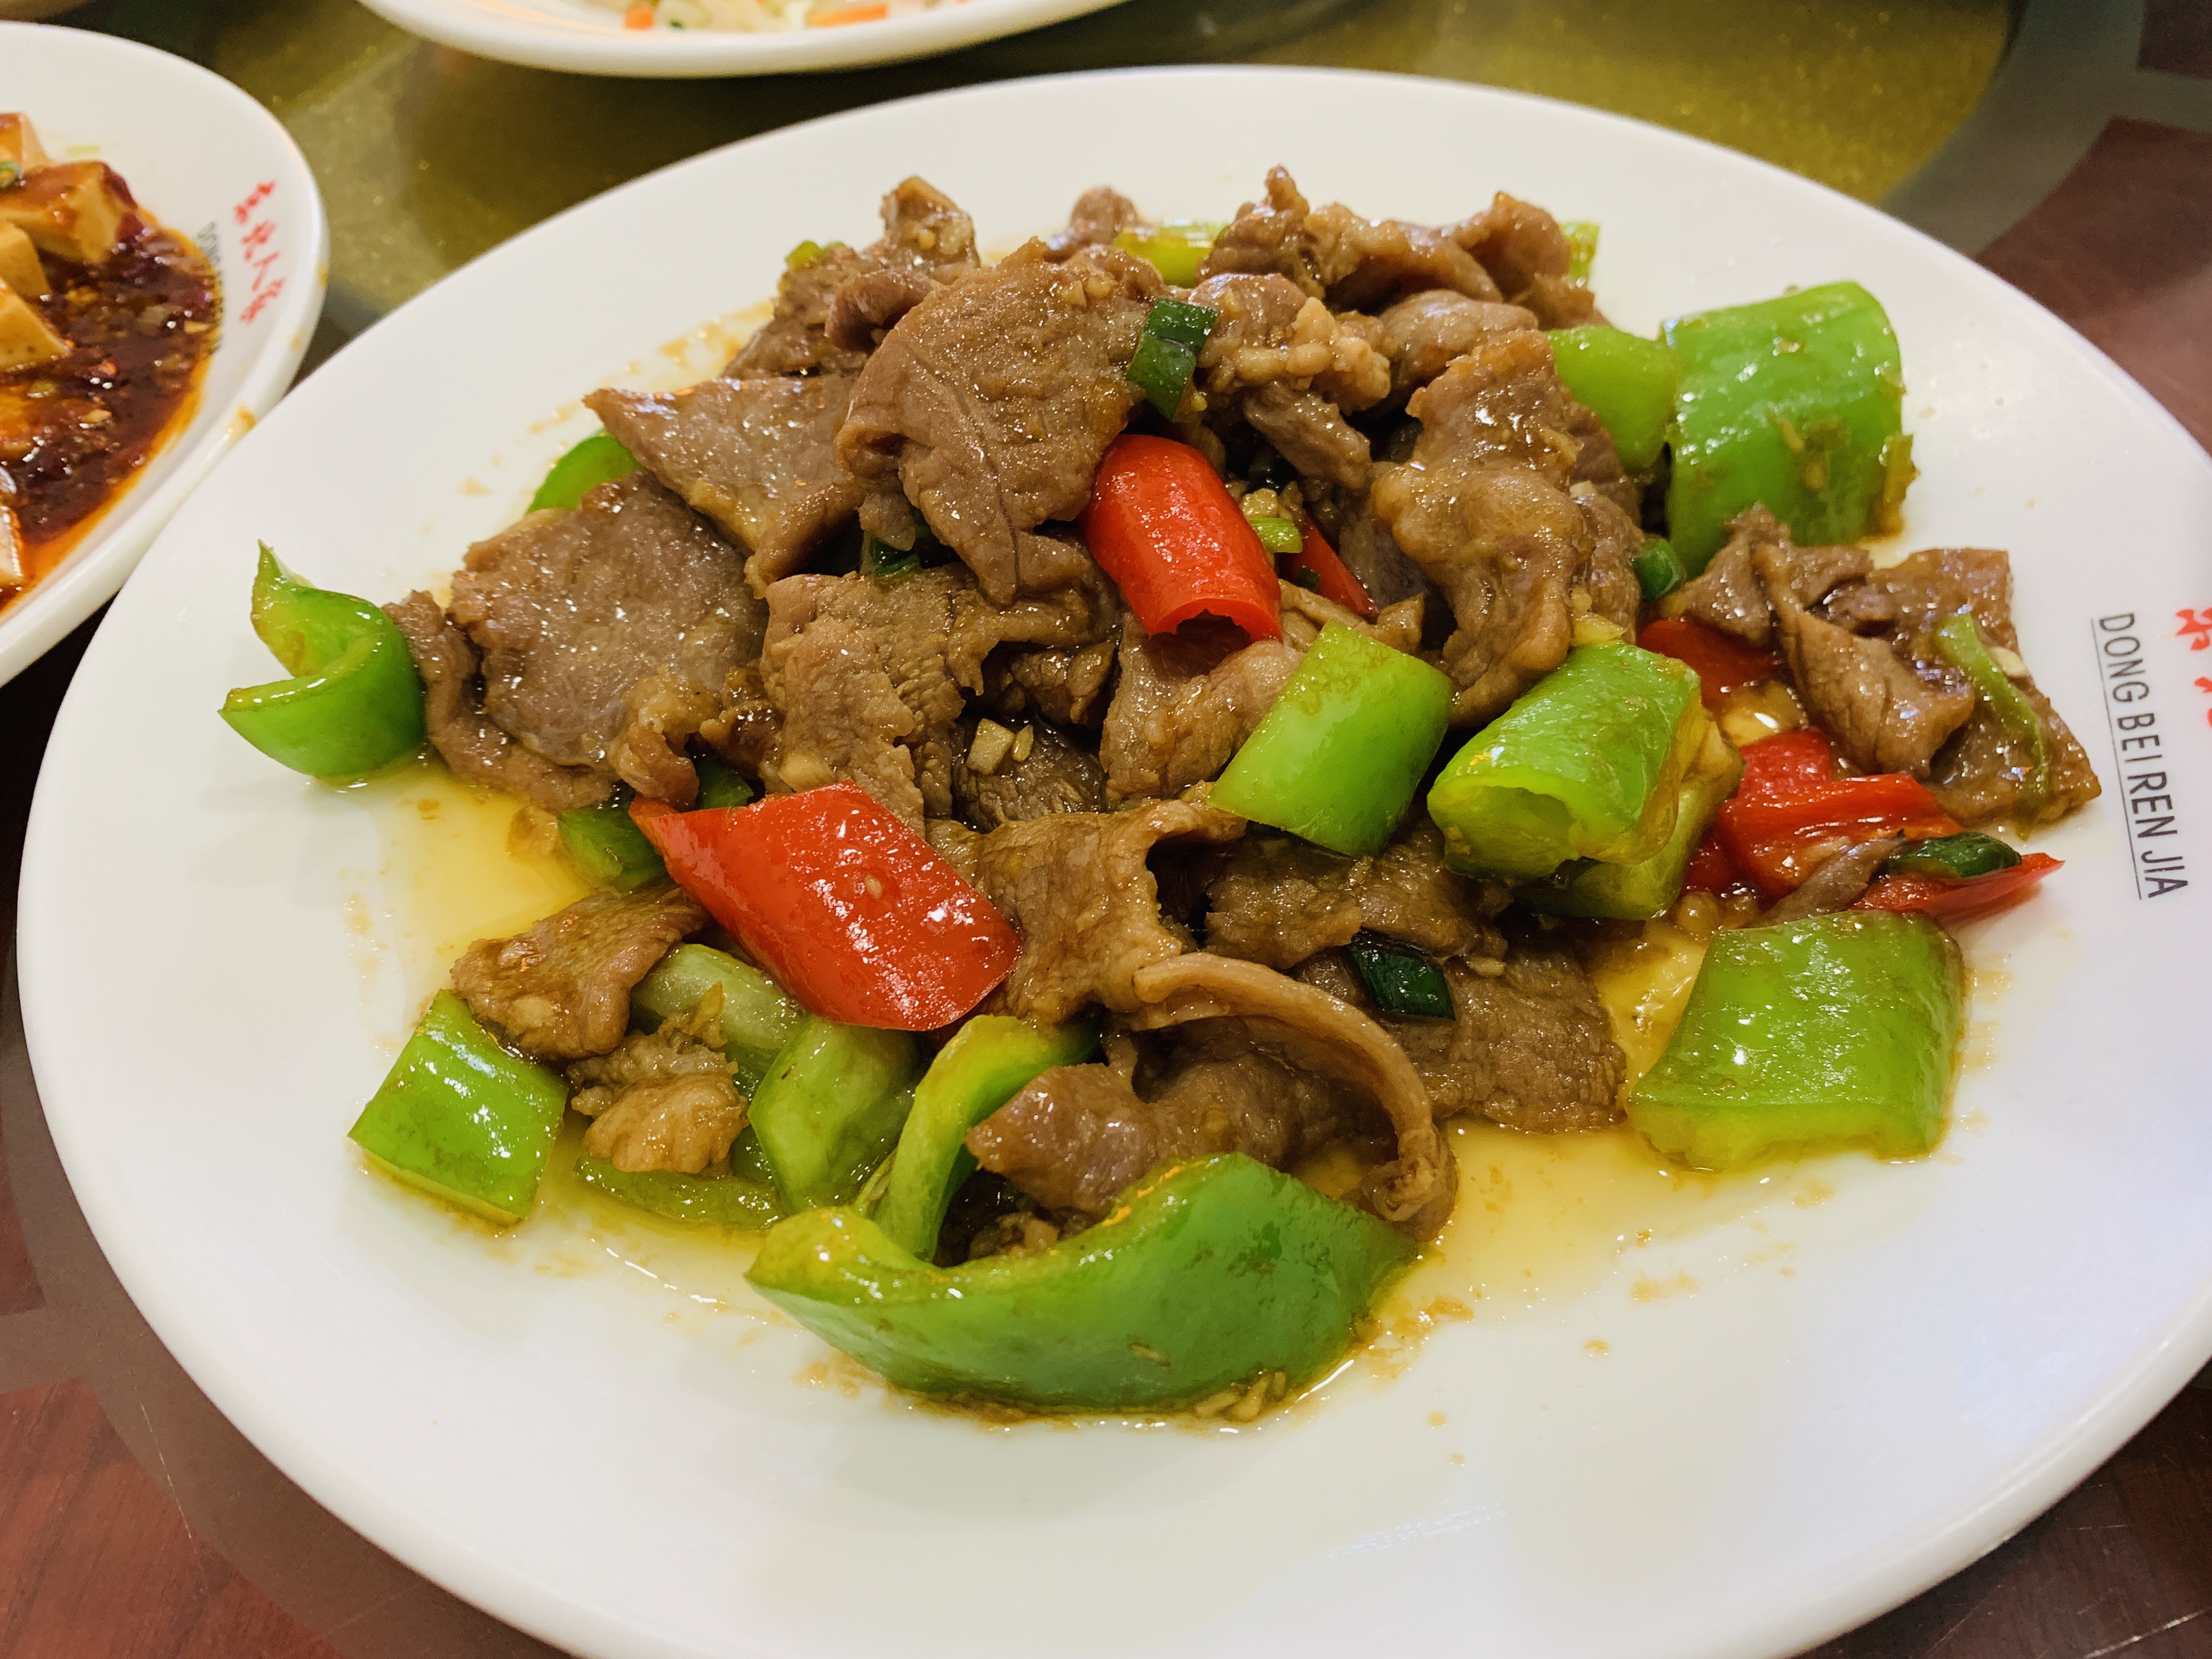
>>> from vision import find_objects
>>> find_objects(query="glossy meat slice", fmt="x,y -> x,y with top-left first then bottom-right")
447,473 -> 763,781
953,720 -> 1111,831
567,990 -> 744,1174
729,176 -> 978,377
382,591 -> 611,812
1188,270 -> 1392,487
1098,615 -> 1302,800
450,882 -> 706,1062
1198,166 -> 1502,308
969,798 -> 1245,1026
1376,289 -> 1539,404
1667,507 -> 1872,646
586,374 -> 866,596
1448,193 -> 1603,329
1368,331 -> 1596,724
1201,818 -> 1508,972
837,241 -> 1164,604
1043,185 -> 1140,256
760,562 -> 1114,827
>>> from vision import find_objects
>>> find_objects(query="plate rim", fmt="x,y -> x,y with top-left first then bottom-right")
20,61 -> 2212,1659
351,0 -> 1132,76
0,21 -> 330,689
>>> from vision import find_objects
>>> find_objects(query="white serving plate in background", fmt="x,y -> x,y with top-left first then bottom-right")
0,23 -> 326,687
19,67 -> 2212,1659
353,0 -> 1127,76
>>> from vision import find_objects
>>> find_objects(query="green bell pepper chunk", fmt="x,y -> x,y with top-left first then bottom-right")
1427,641 -> 1703,881
1561,220 -> 1599,282
1211,622 -> 1455,858
748,1017 -> 922,1211
1547,326 -> 1679,472
748,1153 -> 1415,1410
219,546 -> 427,780
874,1015 -> 1097,1260
1246,515 -> 1304,557
528,430 -> 637,514
1662,280 -> 1911,573
348,992 -> 569,1224
1627,911 -> 1963,1170
630,943 -> 805,1091
575,1155 -> 785,1229
557,799 -> 666,891
1112,222 -> 1224,287
1632,538 -> 1685,601
1520,714 -> 1741,919
693,755 -> 754,810
1932,612 -> 2052,816
1886,830 -> 2021,882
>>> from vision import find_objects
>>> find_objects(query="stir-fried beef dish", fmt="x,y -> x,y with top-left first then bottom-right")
229,170 -> 2098,1415
0,114 -> 218,608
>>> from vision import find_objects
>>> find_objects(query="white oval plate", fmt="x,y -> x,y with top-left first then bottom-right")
354,0 -> 1127,77
0,24 -> 327,687
20,67 -> 2212,1659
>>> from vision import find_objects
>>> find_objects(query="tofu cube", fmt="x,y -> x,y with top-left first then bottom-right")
0,114 -> 50,179
0,505 -> 25,591
0,224 -> 50,300
0,284 -> 66,369
0,161 -> 134,267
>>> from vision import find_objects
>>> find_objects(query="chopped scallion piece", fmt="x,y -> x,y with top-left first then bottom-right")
1126,332 -> 1198,419
1884,832 -> 2021,882
1144,297 -> 1219,353
1247,516 -> 1303,557
1632,539 -> 1685,601
785,239 -> 843,272
1111,222 -> 1224,287
861,532 -> 922,583
558,797 -> 665,890
1346,933 -> 1454,1020
1562,220 -> 1599,282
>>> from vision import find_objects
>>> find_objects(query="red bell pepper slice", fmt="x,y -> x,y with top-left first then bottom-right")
1857,853 -> 2062,922
633,783 -> 1019,1031
1718,776 -> 1962,898
1638,617 -> 1784,713
1285,515 -> 1377,620
1081,435 -> 1282,640
1735,727 -> 1836,802
1681,827 -> 1745,894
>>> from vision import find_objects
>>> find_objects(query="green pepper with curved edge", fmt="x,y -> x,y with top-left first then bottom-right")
1627,911 -> 1963,1170
873,1015 -> 1097,1259
219,546 -> 426,780
748,1016 -> 922,1211
1547,326 -> 1678,471
575,1155 -> 783,1229
1519,713 -> 1741,919
529,429 -> 636,513
748,1153 -> 1415,1409
1211,622 -> 1455,858
1933,612 -> 2051,816
1427,641 -> 1704,881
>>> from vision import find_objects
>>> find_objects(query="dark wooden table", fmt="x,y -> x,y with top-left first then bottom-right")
4,0 -> 2211,1653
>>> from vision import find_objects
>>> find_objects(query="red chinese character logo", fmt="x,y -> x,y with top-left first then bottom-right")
239,276 -> 285,325
232,180 -> 274,227
2177,607 -> 2212,650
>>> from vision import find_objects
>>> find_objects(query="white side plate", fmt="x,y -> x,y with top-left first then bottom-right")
21,66 -> 2212,1659
0,23 -> 327,687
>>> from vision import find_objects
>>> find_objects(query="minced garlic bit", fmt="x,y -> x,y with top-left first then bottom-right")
1011,724 -> 1036,763
1571,614 -> 1626,646
1989,642 -> 2029,679
967,719 -> 1015,776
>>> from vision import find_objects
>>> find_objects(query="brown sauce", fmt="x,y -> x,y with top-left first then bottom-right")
0,216 -> 219,603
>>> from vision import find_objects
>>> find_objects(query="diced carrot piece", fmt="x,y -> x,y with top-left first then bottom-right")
810,2 -> 889,23
623,4 -> 656,26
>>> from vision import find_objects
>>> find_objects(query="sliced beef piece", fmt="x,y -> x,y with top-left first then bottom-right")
1763,836 -> 1903,923
968,1018 -> 1373,1218
1664,507 -> 1871,647
1098,614 -> 1302,800
383,592 -> 611,812
1324,486 -> 1442,617
1758,543 -> 1974,777
1578,492 -> 1644,634
1378,925 -> 1625,1132
968,798 -> 1245,1026
979,634 -> 1120,727
608,672 -> 723,806
953,720 -> 1111,831
697,662 -> 781,777
1201,818 -> 1508,971
1279,580 -> 1424,653
567,988 -> 744,1174
450,882 -> 706,1062
1844,547 -> 2100,827
1449,194 -> 1602,329
1188,272 -> 1391,414
1367,331 -> 1597,724
447,474 -> 763,787
729,176 -> 978,378
1567,399 -> 1641,522
1116,952 -> 1453,1234
760,562 -> 1114,827
837,241 -> 1164,605
585,374 -> 866,596
1045,185 -> 1141,256
1376,289 -> 1539,404
1198,166 -> 1502,309
1243,382 -> 1372,489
